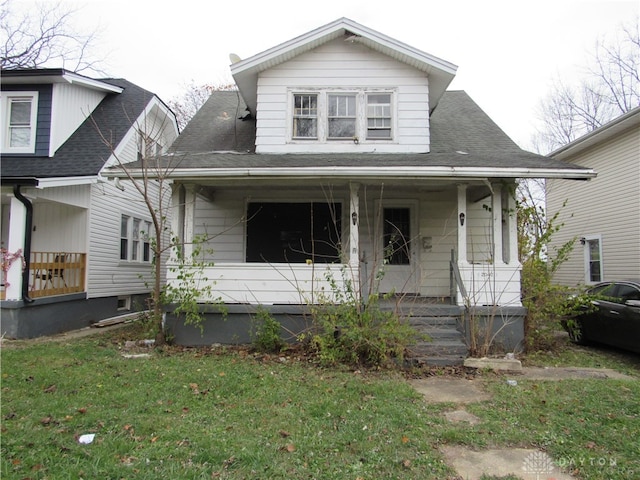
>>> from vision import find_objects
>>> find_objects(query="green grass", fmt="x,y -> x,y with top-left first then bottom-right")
1,325 -> 455,479
523,334 -> 640,376
2,324 -> 640,479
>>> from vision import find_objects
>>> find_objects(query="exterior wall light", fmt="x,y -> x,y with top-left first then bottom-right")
352,211 -> 358,225
459,212 -> 465,226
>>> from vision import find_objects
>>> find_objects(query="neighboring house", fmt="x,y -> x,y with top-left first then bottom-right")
547,106 -> 640,287
110,18 -> 594,349
1,68 -> 179,338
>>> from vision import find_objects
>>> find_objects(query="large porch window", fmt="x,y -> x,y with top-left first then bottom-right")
246,202 -> 342,263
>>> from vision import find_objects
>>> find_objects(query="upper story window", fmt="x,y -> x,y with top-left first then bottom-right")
293,94 -> 318,138
366,93 -> 392,139
328,94 -> 356,138
137,132 -> 164,161
290,89 -> 394,143
2,92 -> 39,153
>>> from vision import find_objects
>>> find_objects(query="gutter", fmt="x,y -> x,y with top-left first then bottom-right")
109,165 -> 597,181
11,182 -> 38,303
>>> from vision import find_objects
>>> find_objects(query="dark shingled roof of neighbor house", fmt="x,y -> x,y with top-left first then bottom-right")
1,78 -> 156,179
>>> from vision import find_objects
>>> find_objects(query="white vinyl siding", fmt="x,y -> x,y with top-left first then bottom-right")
50,83 -> 106,155
30,201 -> 88,254
88,179 -> 170,298
548,123 -> 640,285
255,38 -> 429,153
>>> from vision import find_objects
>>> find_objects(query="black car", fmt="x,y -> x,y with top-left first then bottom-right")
564,280 -> 640,354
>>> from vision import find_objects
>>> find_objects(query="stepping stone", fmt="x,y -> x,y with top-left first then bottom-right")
443,409 -> 481,425
441,445 -> 575,480
408,377 -> 490,404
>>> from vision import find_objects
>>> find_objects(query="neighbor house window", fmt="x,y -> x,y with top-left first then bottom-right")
290,89 -> 394,143
246,202 -> 342,263
120,215 -> 130,260
120,215 -> 153,262
143,221 -> 152,262
293,94 -> 318,138
2,92 -> 39,153
584,236 -> 603,283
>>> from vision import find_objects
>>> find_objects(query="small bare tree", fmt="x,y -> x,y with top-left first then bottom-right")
1,0 -> 103,72
91,104 -> 178,344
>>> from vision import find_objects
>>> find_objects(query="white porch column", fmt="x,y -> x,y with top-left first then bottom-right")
349,183 -> 360,267
183,185 -> 196,259
349,183 -> 360,297
492,183 -> 504,265
5,196 -> 27,300
507,189 -> 519,264
170,184 -> 184,260
457,184 -> 468,264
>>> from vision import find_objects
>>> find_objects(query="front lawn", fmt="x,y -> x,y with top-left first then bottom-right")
2,324 -> 639,479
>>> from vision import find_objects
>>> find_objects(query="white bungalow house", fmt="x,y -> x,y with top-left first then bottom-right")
547,106 -> 640,286
1,69 -> 178,338
109,18 -> 594,352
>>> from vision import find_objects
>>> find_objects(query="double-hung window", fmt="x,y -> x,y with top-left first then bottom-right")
583,235 -> 603,284
120,215 -> 153,263
293,94 -> 318,138
2,92 -> 39,153
327,94 -> 356,138
366,93 -> 392,139
290,89 -> 394,143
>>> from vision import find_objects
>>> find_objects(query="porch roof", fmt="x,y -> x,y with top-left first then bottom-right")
145,150 -> 593,181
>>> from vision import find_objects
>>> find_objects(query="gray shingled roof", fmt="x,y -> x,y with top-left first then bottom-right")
1,78 -> 156,179
150,90 -> 590,176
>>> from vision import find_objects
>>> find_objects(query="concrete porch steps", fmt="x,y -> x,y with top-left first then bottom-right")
405,313 -> 469,367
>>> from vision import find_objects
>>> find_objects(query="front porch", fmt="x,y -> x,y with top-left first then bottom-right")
1,251 -> 86,300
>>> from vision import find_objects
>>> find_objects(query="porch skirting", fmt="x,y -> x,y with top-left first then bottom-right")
164,304 -> 314,346
165,303 -> 526,353
0,293 -> 150,339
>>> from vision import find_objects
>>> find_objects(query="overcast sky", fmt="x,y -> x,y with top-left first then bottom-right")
13,0 -> 639,149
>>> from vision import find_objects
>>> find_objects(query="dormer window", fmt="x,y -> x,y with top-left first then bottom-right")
328,94 -> 356,138
2,92 -> 39,153
293,94 -> 318,138
289,89 -> 395,143
366,93 -> 392,139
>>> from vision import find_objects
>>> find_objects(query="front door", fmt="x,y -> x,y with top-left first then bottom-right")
378,204 -> 419,295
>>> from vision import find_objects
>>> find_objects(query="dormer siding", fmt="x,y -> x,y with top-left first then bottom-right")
255,39 -> 430,154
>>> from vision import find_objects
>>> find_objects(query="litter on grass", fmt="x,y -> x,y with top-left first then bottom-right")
78,433 -> 95,444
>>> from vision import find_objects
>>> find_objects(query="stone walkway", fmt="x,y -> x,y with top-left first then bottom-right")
408,367 -> 636,480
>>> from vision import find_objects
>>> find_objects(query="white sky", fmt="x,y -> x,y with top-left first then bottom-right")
13,0 -> 640,148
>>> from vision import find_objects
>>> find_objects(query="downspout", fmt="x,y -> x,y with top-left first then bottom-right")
13,184 -> 35,303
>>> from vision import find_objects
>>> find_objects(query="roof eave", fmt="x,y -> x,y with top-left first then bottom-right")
551,106 -> 640,160
0,68 -> 123,93
230,17 -> 457,113
106,166 -> 596,181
